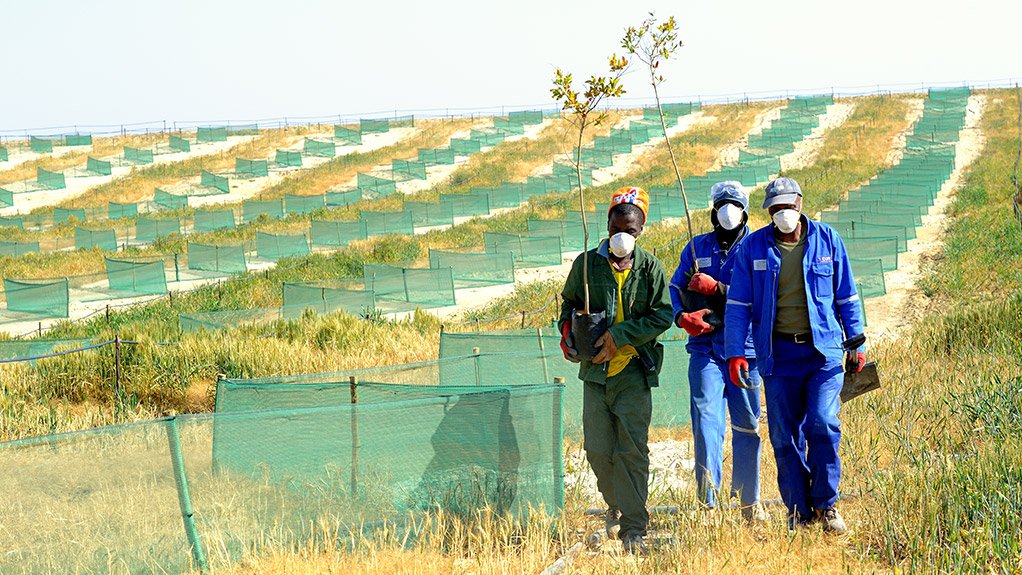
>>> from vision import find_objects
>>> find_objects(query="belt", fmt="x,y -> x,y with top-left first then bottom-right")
774,331 -> 812,344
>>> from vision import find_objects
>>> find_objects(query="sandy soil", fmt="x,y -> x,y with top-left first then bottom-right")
0,255 -> 282,337
0,142 -> 83,171
779,102 -> 857,172
0,136 -> 258,216
590,112 -> 714,184
863,94 -> 988,343
709,106 -> 785,170
181,129 -> 419,209
883,98 -> 927,166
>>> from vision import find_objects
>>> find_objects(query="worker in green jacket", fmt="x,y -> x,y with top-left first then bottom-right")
559,186 -> 674,554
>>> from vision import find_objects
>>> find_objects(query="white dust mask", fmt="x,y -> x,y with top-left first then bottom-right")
609,232 -> 636,258
772,209 -> 801,234
716,204 -> 744,231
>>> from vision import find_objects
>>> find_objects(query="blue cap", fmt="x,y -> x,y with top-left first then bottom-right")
762,177 -> 803,209
710,180 -> 749,210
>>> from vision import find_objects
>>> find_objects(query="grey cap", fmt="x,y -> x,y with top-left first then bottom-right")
710,180 -> 749,210
762,177 -> 803,209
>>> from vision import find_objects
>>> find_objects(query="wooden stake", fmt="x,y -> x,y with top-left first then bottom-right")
349,376 -> 359,497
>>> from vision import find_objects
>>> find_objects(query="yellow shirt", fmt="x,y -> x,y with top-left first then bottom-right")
607,266 -> 639,377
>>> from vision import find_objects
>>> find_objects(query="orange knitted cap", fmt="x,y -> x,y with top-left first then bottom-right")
608,186 -> 649,220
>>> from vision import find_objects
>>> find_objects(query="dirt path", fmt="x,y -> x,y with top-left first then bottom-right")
863,94 -> 988,342
708,105 -> 784,171
591,112 -> 714,184
183,128 -> 420,208
780,102 -> 857,171
0,136 -> 258,216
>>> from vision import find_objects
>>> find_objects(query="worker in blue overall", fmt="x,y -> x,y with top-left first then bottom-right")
669,181 -> 766,522
724,177 -> 866,533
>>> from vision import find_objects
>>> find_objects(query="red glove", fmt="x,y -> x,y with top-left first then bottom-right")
728,357 -> 750,388
560,321 -> 579,363
848,351 -> 866,373
677,309 -> 714,337
687,272 -> 719,296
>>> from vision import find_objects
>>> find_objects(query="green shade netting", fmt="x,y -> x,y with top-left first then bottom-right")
30,136 -> 54,153
357,173 -> 397,197
362,265 -> 456,308
334,125 -> 362,145
241,200 -> 284,223
85,157 -> 112,176
437,328 -> 692,435
303,139 -> 335,158
0,240 -> 40,258
193,209 -> 236,232
392,159 -> 427,180
200,171 -> 230,194
0,338 -> 91,360
361,211 -> 414,237
428,249 -> 516,286
274,149 -> 302,168
255,232 -> 310,261
310,219 -> 368,247
325,189 -> 362,207
3,277 -> 69,318
235,159 -> 268,178
105,257 -> 168,296
154,188 -> 189,210
169,135 -> 191,153
124,147 -> 154,165
197,127 -> 228,142
285,194 -> 324,215
74,227 -> 118,251
135,217 -> 182,244
281,281 -> 377,319
187,242 -> 248,275
54,207 -> 86,224
440,192 -> 489,218
526,219 -> 585,252
482,233 -> 562,267
403,202 -> 454,227
418,148 -> 455,165
0,386 -> 560,573
108,202 -> 139,220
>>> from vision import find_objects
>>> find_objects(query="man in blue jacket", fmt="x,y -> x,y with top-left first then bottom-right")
724,177 -> 866,533
669,181 -> 765,522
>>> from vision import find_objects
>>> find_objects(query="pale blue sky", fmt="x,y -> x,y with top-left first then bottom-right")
1,0 -> 1018,132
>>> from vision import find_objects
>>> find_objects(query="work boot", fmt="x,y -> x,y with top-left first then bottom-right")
621,533 -> 648,556
815,507 -> 848,534
604,507 -> 622,540
741,502 -> 769,524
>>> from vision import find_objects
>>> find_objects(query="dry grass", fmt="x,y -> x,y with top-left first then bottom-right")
3,92 -> 1018,574
0,132 -> 168,186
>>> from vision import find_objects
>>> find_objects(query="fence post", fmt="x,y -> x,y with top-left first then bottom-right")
349,376 -> 359,497
114,334 -> 122,400
538,328 -> 549,383
552,376 -> 565,510
166,416 -> 209,572
473,347 -> 481,386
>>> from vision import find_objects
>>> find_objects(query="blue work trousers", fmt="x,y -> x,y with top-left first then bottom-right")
688,349 -> 762,507
763,337 -> 844,522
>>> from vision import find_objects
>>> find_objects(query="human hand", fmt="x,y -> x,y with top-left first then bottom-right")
591,331 -> 618,364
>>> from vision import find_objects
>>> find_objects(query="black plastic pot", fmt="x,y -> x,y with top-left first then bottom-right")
678,288 -> 724,329
571,310 -> 608,361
